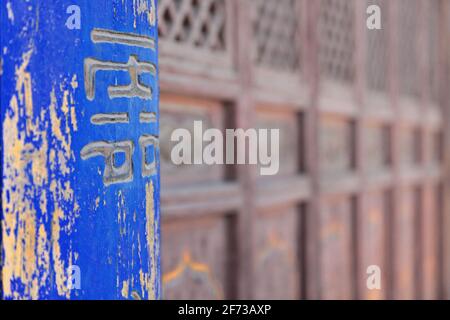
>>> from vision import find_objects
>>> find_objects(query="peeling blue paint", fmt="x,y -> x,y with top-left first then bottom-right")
1,0 -> 160,300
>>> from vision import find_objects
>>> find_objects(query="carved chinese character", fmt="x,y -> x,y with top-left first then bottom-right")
139,135 -> 159,177
84,55 -> 156,101
82,28 -> 158,186
81,141 -> 134,186
84,29 -> 156,101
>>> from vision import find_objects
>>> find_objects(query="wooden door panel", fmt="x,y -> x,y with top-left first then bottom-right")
319,196 -> 354,300
319,116 -> 355,178
253,206 -> 300,299
255,107 -> 302,179
160,95 -> 227,187
162,216 -> 233,300
399,127 -> 422,169
365,124 -> 391,174
393,186 -> 420,299
359,190 -> 389,300
421,184 -> 440,299
426,130 -> 444,166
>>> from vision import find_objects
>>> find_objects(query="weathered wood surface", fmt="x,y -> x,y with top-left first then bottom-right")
1,0 -> 160,300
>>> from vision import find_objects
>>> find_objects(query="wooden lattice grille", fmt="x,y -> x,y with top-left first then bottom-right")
428,0 -> 440,104
253,0 -> 300,72
366,0 -> 389,92
398,0 -> 419,98
158,0 -> 227,52
318,0 -> 356,83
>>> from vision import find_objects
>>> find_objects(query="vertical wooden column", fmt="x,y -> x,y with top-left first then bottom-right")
1,1 -> 160,299
414,0 -> 427,300
354,0 -> 367,300
305,0 -> 321,300
233,0 -> 256,300
389,0 -> 402,300
441,0 -> 450,300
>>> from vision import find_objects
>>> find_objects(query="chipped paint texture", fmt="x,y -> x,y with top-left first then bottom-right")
145,181 -> 159,300
131,0 -> 156,28
1,1 -> 160,300
2,50 -> 79,299
6,2 -> 14,24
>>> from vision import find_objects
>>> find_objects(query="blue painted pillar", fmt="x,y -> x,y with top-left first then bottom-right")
0,1 -> 160,299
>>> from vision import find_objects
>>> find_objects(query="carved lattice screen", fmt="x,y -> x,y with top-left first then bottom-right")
253,0 -> 300,72
158,0 -> 227,52
428,0 -> 440,104
398,0 -> 419,98
366,0 -> 389,93
318,0 -> 356,84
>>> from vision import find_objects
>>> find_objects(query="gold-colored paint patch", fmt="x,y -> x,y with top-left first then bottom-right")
256,232 -> 295,266
2,50 -> 79,299
132,0 -> 156,28
162,250 -> 224,300
121,280 -> 130,299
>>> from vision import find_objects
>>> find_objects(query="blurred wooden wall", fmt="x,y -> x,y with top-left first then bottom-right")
158,0 -> 450,300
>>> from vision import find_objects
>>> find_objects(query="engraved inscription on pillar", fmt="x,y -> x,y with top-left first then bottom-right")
81,29 -> 159,186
